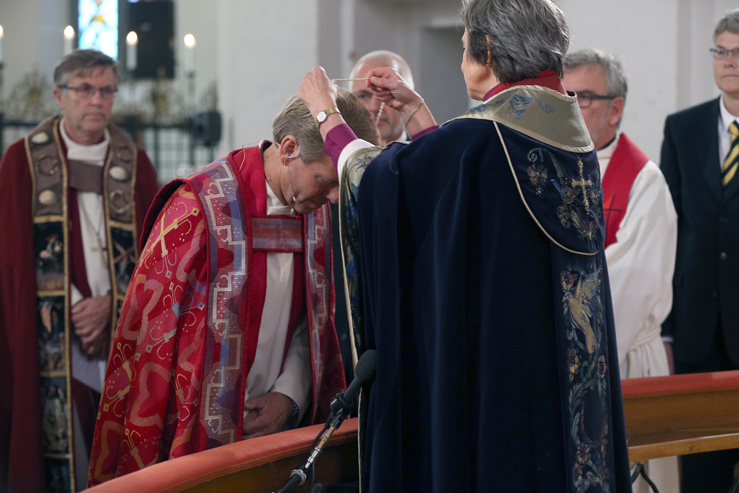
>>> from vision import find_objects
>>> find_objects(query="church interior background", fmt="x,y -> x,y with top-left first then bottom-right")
0,0 -> 736,181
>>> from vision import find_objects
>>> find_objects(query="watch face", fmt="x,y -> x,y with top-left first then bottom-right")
317,111 -> 327,122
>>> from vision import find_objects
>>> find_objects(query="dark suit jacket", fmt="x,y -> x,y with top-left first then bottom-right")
661,96 -> 739,368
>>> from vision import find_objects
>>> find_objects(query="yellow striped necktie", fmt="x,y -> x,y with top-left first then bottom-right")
722,121 -> 739,187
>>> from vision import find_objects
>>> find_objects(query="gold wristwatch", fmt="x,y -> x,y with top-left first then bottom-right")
316,107 -> 340,130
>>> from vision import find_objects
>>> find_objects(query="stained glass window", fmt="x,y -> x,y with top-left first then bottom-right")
77,0 -> 119,60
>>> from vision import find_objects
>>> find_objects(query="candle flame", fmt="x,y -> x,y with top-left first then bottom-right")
184,34 -> 196,49
64,25 -> 75,40
126,31 -> 138,45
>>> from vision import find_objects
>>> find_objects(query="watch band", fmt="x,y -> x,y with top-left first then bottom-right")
316,107 -> 341,130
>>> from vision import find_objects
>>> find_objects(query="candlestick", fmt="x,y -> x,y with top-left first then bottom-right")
63,25 -> 75,55
183,33 -> 196,74
126,31 -> 138,72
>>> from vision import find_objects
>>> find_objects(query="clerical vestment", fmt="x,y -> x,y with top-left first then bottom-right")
599,133 -> 678,493
0,116 -> 158,493
340,86 -> 632,492
87,146 -> 345,486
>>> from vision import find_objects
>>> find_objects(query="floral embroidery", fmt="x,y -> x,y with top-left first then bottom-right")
548,151 -> 602,241
561,263 -> 611,492
527,158 -> 549,197
507,94 -> 555,119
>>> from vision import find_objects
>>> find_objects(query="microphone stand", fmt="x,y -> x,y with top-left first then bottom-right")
274,349 -> 375,493
274,401 -> 350,493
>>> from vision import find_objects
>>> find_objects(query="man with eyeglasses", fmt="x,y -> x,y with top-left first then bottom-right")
0,49 -> 159,493
564,48 -> 678,493
659,8 -> 739,491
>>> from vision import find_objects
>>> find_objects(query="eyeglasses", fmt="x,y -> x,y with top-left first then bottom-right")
575,92 -> 616,109
710,47 -> 739,60
58,84 -> 117,100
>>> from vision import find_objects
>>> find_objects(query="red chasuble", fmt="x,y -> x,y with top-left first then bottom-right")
601,133 -> 649,248
88,146 -> 345,486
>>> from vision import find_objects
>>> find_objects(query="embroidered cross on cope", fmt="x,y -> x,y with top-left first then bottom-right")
722,121 -> 739,187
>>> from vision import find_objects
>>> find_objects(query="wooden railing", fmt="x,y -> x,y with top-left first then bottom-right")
87,419 -> 359,492
622,369 -> 739,463
88,370 -> 739,491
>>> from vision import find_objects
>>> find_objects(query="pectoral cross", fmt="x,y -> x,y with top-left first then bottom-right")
91,234 -> 107,268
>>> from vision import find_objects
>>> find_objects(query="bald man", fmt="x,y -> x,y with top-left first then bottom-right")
350,50 -> 415,145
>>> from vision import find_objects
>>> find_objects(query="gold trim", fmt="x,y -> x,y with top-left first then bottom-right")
32,215 -> 65,224
37,290 -> 66,297
39,370 -> 68,378
44,453 -> 73,460
107,219 -> 137,231
495,121 -> 598,257
47,118 -> 77,493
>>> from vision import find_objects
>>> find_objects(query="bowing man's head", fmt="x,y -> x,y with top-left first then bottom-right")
271,88 -> 378,214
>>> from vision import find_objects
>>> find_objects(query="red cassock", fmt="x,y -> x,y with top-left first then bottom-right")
87,146 -> 345,486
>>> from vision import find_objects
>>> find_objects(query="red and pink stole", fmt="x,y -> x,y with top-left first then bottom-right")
153,146 -> 345,449
88,146 -> 344,486
601,133 -> 648,248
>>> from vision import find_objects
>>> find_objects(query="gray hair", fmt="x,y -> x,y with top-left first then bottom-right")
714,8 -> 739,43
351,50 -> 415,90
460,0 -> 570,83
564,48 -> 628,101
54,49 -> 120,88
273,88 -> 378,163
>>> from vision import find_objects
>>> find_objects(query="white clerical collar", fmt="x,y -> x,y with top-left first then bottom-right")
59,117 -> 110,164
719,94 -> 739,136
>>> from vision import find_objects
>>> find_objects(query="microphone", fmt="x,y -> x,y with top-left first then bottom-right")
330,349 -> 377,416
274,349 -> 377,493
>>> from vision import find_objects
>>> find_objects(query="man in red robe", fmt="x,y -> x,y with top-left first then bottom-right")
0,50 -> 159,493
87,89 -> 378,486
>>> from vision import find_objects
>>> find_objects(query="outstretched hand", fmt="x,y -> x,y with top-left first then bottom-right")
299,67 -> 339,118
242,392 -> 294,439
365,67 -> 422,112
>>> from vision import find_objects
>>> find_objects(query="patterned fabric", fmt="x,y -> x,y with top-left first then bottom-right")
339,149 -> 383,360
341,84 -> 630,492
722,121 -> 739,186
26,116 -> 141,493
88,147 -> 345,486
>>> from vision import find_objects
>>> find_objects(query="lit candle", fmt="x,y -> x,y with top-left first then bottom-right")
183,33 -> 196,74
63,25 -> 75,55
0,26 -> 4,65
126,31 -> 138,72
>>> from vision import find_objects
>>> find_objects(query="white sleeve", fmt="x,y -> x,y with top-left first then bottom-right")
604,160 -> 677,366
270,316 -> 311,423
337,139 -> 374,183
